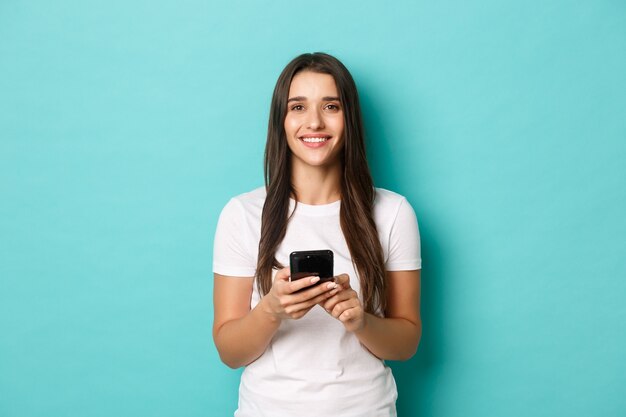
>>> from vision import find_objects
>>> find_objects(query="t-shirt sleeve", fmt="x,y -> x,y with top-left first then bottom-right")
385,197 -> 422,271
212,198 -> 257,277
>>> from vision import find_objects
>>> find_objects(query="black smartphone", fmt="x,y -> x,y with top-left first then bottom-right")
289,250 -> 334,286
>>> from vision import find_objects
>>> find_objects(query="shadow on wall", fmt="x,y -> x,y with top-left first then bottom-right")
360,86 -> 446,416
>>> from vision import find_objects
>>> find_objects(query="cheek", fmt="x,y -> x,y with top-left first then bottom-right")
331,115 -> 345,134
333,123 -> 345,142
283,115 -> 299,136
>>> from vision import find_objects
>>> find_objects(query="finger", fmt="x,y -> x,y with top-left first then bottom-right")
338,306 -> 361,322
283,303 -> 315,318
323,290 -> 358,312
286,275 -> 323,294
322,289 -> 355,312
284,286 -> 339,316
271,268 -> 299,296
293,282 -> 339,306
308,286 -> 341,305
286,281 -> 340,311
274,267 -> 291,282
331,298 -> 360,318
333,274 -> 351,288
289,274 -> 340,294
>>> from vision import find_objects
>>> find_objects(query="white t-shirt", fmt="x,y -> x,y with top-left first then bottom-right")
213,187 -> 421,417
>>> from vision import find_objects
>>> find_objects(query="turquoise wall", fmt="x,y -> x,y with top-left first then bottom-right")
1,1 -> 625,416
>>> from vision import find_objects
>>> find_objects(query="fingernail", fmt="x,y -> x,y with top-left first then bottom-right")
327,282 -> 337,289
310,276 -> 320,283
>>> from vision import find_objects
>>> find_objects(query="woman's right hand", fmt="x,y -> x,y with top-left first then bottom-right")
261,267 -> 340,321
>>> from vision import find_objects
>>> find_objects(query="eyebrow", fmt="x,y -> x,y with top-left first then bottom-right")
287,96 -> 341,103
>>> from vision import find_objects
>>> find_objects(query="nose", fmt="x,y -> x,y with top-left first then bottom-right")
307,108 -> 325,130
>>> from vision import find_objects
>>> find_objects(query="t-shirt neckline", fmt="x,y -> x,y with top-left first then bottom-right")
288,198 -> 341,216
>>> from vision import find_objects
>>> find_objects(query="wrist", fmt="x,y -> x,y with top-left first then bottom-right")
258,296 -> 281,324
353,312 -> 371,335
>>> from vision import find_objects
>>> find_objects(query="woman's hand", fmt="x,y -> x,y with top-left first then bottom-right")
321,274 -> 366,333
261,267 -> 340,321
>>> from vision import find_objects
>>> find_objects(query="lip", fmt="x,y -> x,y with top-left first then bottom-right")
298,134 -> 332,148
299,133 -> 332,139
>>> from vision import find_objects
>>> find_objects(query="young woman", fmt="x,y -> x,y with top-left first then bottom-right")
213,52 -> 421,417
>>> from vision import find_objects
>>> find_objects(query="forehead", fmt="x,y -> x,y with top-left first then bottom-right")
288,71 -> 339,97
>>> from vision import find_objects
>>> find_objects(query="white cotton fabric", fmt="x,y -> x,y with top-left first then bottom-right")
213,187 -> 421,417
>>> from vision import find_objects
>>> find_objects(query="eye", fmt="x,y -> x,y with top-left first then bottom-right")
324,103 -> 341,112
290,104 -> 305,111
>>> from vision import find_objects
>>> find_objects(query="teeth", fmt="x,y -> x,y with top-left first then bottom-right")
301,137 -> 328,143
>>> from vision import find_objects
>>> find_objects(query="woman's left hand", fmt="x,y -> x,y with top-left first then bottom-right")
321,274 -> 366,333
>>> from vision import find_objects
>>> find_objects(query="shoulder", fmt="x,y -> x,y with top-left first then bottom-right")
216,186 -> 266,228
372,187 -> 418,231
374,187 -> 406,202
373,188 -> 421,269
213,188 -> 263,276
373,187 -> 411,212
222,186 -> 266,213
230,186 -> 266,207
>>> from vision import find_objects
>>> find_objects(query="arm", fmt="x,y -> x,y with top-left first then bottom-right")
213,269 -> 340,368
212,274 -> 278,369
322,270 -> 421,361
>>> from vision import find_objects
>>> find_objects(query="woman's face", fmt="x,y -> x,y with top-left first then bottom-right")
284,71 -> 345,171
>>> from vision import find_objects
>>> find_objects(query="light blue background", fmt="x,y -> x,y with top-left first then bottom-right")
1,1 -> 625,416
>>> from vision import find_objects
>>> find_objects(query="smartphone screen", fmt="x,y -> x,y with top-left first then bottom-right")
289,250 -> 334,284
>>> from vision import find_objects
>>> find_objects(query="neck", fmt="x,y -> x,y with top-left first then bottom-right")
291,161 -> 342,205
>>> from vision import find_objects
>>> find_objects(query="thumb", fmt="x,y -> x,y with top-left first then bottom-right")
273,267 -> 291,282
334,273 -> 351,288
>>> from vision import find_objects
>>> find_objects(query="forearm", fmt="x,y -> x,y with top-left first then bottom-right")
214,298 -> 280,368
354,313 -> 421,361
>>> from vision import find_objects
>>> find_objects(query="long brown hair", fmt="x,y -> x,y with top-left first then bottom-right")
257,52 -> 387,314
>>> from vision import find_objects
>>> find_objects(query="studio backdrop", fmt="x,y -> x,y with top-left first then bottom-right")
1,1 -> 625,416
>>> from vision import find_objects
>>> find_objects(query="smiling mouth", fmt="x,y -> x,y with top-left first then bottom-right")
299,136 -> 331,143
